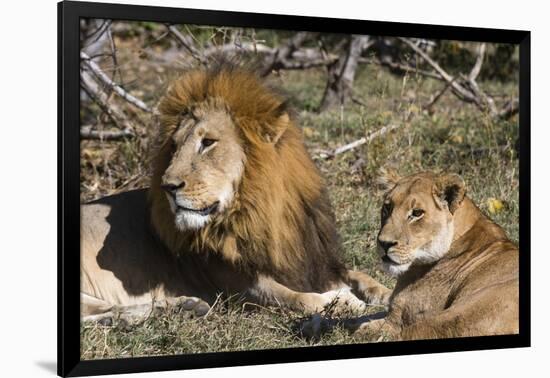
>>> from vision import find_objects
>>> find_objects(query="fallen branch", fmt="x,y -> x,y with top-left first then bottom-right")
317,124 -> 401,159
80,126 -> 135,141
261,32 -> 312,76
361,57 -> 442,80
398,38 -> 479,105
423,78 -> 455,112
468,43 -> 486,81
398,38 -> 518,121
498,98 -> 519,120
80,51 -> 151,113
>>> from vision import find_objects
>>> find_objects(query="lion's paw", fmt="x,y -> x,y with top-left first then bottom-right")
319,288 -> 367,314
362,286 -> 392,306
169,296 -> 211,317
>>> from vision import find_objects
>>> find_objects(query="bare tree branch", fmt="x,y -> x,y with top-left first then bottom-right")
498,98 -> 519,120
398,37 -> 479,105
398,38 -> 517,120
319,35 -> 373,111
80,51 -> 151,113
80,126 -> 135,141
261,32 -> 312,76
166,24 -> 207,64
106,23 -> 123,85
360,57 -> 442,80
423,78 -> 455,112
316,123 -> 401,159
468,43 -> 486,81
81,72 -> 136,131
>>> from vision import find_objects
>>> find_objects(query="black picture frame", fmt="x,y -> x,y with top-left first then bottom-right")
58,1 -> 531,376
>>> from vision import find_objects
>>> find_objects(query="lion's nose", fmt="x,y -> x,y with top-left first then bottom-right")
161,181 -> 185,195
378,239 -> 397,253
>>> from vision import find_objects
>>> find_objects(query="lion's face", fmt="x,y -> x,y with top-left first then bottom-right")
161,105 -> 245,230
375,170 -> 466,276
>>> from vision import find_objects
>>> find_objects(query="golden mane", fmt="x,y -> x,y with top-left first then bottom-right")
148,65 -> 345,292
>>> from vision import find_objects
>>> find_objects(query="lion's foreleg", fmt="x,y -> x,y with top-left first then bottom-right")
80,294 -> 211,325
352,317 -> 400,340
346,270 -> 392,306
249,275 -> 365,314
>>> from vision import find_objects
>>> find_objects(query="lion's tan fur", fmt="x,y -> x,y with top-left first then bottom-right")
80,65 -> 389,319
356,171 -> 519,340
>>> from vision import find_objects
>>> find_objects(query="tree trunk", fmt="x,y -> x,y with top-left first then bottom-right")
319,35 -> 370,112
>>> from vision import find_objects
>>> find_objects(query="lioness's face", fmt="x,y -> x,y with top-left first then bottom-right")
161,106 -> 245,230
376,172 -> 465,276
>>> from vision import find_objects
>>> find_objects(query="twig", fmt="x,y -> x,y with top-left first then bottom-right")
165,24 -> 207,64
361,57 -> 442,80
80,71 -> 136,140
80,126 -> 134,141
106,24 -> 123,85
468,43 -> 486,81
398,38 -> 516,120
82,20 -> 112,49
398,37 -> 478,104
498,98 -> 519,120
80,51 -> 151,113
317,124 -> 401,159
261,32 -> 312,76
423,78 -> 455,111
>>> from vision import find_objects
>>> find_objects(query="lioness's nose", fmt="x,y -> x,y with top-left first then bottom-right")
161,181 -> 185,194
378,239 -> 397,253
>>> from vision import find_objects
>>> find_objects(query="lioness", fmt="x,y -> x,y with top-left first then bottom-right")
81,65 -> 390,322
353,170 -> 519,340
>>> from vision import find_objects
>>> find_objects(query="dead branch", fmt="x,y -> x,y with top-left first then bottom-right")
319,35 -> 373,111
398,37 -> 480,105
80,72 -> 136,140
80,51 -> 151,113
468,43 -> 486,81
261,32 -> 312,76
360,57 -> 442,80
106,23 -> 123,85
423,78 -> 455,112
80,126 -> 135,141
166,24 -> 207,64
317,123 -> 401,159
498,98 -> 519,120
398,38 -> 517,120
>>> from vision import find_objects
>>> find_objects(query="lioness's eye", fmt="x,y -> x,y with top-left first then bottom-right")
381,203 -> 391,218
411,208 -> 424,218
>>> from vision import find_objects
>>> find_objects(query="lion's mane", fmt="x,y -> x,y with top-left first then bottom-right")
148,64 -> 345,292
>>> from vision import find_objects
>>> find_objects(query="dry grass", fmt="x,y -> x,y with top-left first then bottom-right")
80,24 -> 519,359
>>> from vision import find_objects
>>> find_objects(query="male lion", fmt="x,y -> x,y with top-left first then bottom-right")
352,170 -> 519,340
81,65 -> 390,322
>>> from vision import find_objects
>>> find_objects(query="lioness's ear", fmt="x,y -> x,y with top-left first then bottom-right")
376,167 -> 400,193
263,112 -> 289,145
434,173 -> 466,214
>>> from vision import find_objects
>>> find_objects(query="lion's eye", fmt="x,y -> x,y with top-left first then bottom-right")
411,208 -> 425,218
202,138 -> 216,147
199,138 -> 217,153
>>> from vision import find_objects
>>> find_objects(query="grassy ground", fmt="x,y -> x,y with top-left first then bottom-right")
80,34 -> 519,359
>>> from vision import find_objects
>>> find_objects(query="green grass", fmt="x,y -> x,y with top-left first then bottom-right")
80,36 -> 519,359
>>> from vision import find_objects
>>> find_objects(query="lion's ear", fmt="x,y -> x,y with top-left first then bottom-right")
434,173 -> 466,214
263,112 -> 289,145
376,167 -> 400,193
